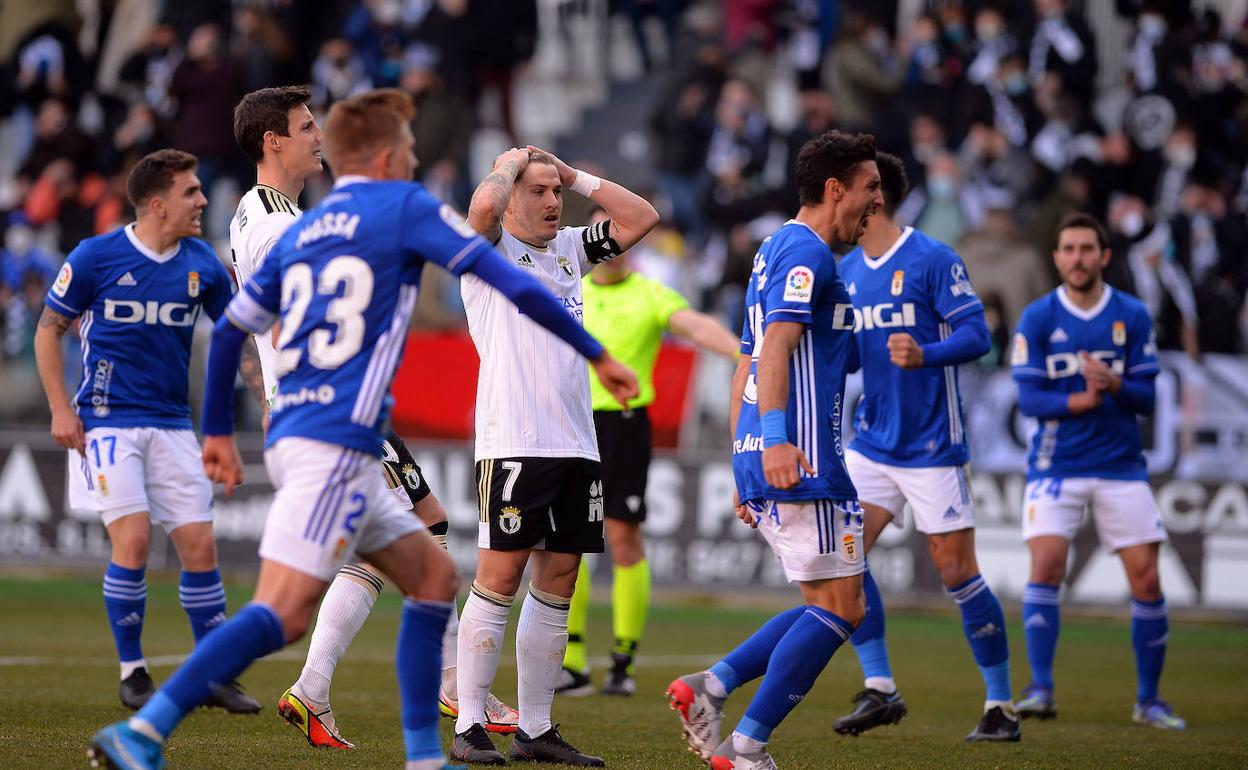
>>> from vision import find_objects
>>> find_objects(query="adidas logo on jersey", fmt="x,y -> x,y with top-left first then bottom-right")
516,253 -> 536,268
1049,327 -> 1069,343
847,282 -> 857,296
115,611 -> 143,627
117,272 -> 137,287
1024,612 -> 1050,629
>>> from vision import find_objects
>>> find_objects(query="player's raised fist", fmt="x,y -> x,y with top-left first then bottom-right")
887,332 -> 924,369
592,353 -> 639,408
762,443 -> 815,490
202,435 -> 244,495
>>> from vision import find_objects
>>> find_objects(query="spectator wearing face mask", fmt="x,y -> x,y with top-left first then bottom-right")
967,6 -> 1018,86
1153,125 -> 1197,220
1027,0 -> 1097,101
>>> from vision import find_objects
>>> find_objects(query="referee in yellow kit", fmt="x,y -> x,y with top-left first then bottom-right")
557,207 -> 740,697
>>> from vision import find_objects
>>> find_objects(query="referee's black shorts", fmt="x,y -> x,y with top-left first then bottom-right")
593,406 -> 652,523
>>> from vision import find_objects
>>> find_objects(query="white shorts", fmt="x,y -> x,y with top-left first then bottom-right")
260,437 -> 424,581
67,427 -> 213,532
845,449 -> 975,534
754,499 -> 865,583
1022,477 -> 1167,551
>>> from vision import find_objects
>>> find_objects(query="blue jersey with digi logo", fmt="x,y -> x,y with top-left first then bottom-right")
1011,286 -> 1159,480
733,220 -> 858,504
839,226 -> 984,467
43,224 -> 232,430
225,177 -> 496,457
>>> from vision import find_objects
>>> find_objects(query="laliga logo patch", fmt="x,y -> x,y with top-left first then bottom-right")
890,269 -> 905,296
439,203 -> 477,238
187,271 -> 200,298
558,256 -> 575,279
1112,320 -> 1126,346
52,263 -> 73,297
499,505 -> 522,534
1011,333 -> 1029,366
783,266 -> 814,302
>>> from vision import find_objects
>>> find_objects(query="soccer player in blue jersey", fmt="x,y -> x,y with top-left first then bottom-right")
34,149 -> 260,716
667,130 -> 880,770
835,153 -> 1017,742
1011,213 -> 1184,730
87,89 -> 637,770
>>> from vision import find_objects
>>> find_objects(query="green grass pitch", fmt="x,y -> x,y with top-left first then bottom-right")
0,574 -> 1244,769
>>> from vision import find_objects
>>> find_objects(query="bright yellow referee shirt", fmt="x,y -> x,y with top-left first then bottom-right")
582,272 -> 689,412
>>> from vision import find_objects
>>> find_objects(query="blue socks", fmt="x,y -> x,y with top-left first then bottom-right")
711,606 -> 805,694
1022,582 -> 1061,690
103,563 -> 147,665
737,606 -> 854,743
1131,596 -> 1168,704
948,574 -> 1011,703
132,603 -> 285,739
179,569 -> 228,642
397,599 -> 453,762
850,567 -> 894,688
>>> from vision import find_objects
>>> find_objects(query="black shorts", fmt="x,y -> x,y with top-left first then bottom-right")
476,457 -> 605,553
594,407 -> 652,523
381,430 -> 432,508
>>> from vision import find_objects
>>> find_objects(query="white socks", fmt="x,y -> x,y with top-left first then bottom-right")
295,563 -> 382,705
516,587 -> 571,738
120,659 -> 147,681
455,583 -> 514,733
865,676 -> 897,695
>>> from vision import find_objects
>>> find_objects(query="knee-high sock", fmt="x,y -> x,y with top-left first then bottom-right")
454,583 -> 513,733
295,563 -> 382,704
428,521 -> 460,692
948,574 -> 1012,705
1131,597 -> 1168,703
564,559 -> 591,673
612,560 -> 650,669
179,569 -> 227,643
850,566 -> 895,693
103,562 -> 146,677
398,599 -> 453,762
736,607 -> 854,743
1022,582 -> 1061,690
517,587 -> 571,737
130,603 -> 285,741
708,606 -> 805,697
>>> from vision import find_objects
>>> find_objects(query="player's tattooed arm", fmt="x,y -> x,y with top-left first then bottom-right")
238,336 -> 268,406
37,306 -> 74,335
33,307 -> 85,452
468,148 -> 530,243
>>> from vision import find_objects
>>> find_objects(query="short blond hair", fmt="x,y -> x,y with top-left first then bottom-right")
323,88 -> 415,171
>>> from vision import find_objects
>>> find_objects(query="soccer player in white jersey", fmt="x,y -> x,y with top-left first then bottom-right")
1012,213 -> 1184,730
836,153 -> 1018,742
88,89 -> 636,770
34,149 -> 260,716
227,86 -> 518,748
450,147 -> 658,766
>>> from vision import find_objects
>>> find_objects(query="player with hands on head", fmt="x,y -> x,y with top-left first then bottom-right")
1011,213 -> 1183,731
449,143 -> 654,766
35,149 -> 262,717
87,88 -> 631,770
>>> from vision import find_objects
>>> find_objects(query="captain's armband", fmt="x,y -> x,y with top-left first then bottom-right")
582,219 -> 623,264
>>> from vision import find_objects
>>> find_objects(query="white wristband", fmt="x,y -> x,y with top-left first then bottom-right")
571,169 -> 601,197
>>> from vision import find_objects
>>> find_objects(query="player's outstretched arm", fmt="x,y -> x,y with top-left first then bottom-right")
526,145 -> 659,253
466,245 -> 638,406
33,307 -> 85,453
467,148 -> 529,243
757,320 -> 814,490
668,308 -> 740,358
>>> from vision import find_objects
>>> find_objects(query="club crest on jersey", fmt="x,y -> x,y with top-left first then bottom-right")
558,256 -> 575,278
1113,320 -> 1126,346
890,270 -> 905,296
187,271 -> 200,298
783,266 -> 814,302
52,263 -> 73,297
843,534 -> 858,562
499,506 -> 522,534
1011,333 -> 1029,366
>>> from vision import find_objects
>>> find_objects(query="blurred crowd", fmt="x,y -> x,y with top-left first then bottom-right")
643,0 -> 1248,361
3,0 -> 1248,416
